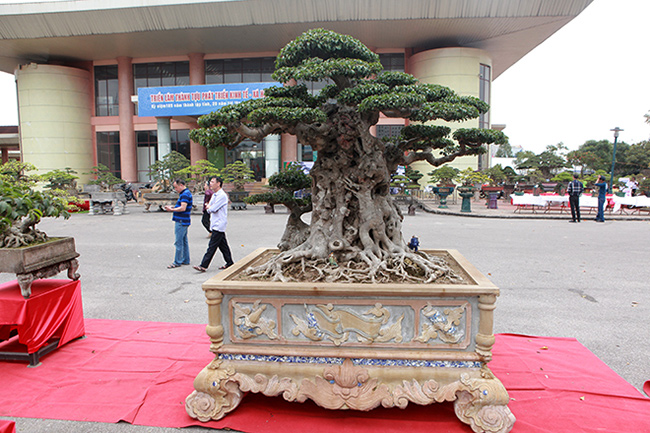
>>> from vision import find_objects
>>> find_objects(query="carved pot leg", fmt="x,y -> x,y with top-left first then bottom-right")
16,273 -> 35,298
453,372 -> 515,433
67,259 -> 81,280
186,359 -> 243,422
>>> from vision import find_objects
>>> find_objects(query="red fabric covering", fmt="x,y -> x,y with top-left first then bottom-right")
0,279 -> 84,353
0,420 -> 15,433
0,319 -> 649,433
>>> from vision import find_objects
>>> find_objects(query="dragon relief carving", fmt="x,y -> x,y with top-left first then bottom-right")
289,303 -> 403,346
233,300 -> 278,340
415,303 -> 466,344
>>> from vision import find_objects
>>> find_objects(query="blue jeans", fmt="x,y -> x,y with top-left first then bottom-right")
596,197 -> 606,222
173,222 -> 190,265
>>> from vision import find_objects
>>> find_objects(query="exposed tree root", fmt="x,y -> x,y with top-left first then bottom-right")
244,248 -> 463,284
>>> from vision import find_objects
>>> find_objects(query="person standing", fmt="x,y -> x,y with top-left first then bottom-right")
201,180 -> 213,235
164,178 -> 193,268
194,176 -> 234,272
594,175 -> 608,223
566,173 -> 583,223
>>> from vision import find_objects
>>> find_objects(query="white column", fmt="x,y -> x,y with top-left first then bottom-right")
265,134 -> 280,177
156,117 -> 172,159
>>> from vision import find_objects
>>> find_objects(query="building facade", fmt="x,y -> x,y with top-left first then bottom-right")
0,0 -> 593,184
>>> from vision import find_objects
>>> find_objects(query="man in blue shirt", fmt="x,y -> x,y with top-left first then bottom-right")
594,175 -> 608,223
165,178 -> 193,268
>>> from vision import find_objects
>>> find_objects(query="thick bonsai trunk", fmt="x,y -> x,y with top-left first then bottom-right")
246,107 -> 460,284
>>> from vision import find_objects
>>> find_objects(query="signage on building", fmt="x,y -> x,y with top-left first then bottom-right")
137,82 -> 280,117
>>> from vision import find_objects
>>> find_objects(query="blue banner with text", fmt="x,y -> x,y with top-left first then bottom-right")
137,82 -> 280,117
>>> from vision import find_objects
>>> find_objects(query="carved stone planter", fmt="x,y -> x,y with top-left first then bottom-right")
0,237 -> 80,298
89,191 -> 126,215
186,248 -> 515,433
141,192 -> 177,212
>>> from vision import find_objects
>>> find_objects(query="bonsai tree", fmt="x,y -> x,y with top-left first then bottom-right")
190,29 -> 506,283
85,164 -> 125,191
0,161 -> 72,248
389,173 -> 419,194
221,161 -> 255,191
40,167 -> 79,193
405,165 -> 424,185
428,165 -> 460,186
484,165 -> 507,186
457,168 -> 489,188
245,162 -> 312,250
148,151 -> 190,192
176,159 -> 221,193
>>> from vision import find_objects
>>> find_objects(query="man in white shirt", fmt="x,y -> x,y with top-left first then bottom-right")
194,176 -> 234,272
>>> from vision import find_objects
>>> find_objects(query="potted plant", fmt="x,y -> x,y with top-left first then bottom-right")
142,151 -> 191,211
221,161 -> 255,209
186,29 -> 514,432
428,166 -> 459,208
456,169 -> 489,213
84,164 -> 128,215
0,161 -> 80,298
245,162 -> 312,249
176,159 -> 222,213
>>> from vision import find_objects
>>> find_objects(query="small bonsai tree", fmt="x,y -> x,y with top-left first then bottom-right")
245,163 -> 312,250
190,29 -> 506,283
457,168 -> 489,188
0,161 -> 72,248
405,166 -> 423,185
221,161 -> 255,191
85,164 -> 125,192
40,167 -> 79,193
428,165 -> 460,186
148,151 -> 191,192
176,159 -> 221,193
484,165 -> 507,186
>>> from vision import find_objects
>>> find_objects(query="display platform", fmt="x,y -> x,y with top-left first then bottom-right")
0,319 -> 648,432
0,279 -> 84,366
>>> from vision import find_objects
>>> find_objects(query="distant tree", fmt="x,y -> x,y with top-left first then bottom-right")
148,151 -> 190,191
495,142 -> 514,158
221,161 -> 255,191
516,145 -> 568,179
620,141 -> 650,174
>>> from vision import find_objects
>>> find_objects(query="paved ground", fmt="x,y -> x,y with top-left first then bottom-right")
2,199 -> 649,432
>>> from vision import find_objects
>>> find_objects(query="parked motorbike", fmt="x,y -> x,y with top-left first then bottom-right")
119,183 -> 136,202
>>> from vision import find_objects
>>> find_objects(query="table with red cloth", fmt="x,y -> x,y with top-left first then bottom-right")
0,420 -> 15,433
0,279 -> 84,366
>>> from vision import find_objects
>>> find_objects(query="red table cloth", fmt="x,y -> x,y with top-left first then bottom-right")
0,279 -> 84,354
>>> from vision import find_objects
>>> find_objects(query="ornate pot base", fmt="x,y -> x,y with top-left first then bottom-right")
186,248 -> 515,433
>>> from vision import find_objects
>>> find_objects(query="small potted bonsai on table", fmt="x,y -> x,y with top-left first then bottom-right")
221,160 -> 255,210
457,168 -> 489,212
0,161 -> 80,298
84,164 -> 127,215
428,165 -> 459,208
143,151 -> 191,211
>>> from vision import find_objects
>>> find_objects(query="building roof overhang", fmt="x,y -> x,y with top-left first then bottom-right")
0,0 -> 593,78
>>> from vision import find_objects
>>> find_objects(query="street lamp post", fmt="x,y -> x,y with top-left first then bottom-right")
609,127 -> 623,193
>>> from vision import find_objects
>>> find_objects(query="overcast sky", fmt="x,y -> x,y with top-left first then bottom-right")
0,0 -> 648,154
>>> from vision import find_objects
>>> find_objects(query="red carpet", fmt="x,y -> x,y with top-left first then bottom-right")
1,319 -> 649,433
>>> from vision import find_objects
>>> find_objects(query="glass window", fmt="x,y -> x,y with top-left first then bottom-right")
379,54 -> 405,72
225,139 -> 265,180
171,129 -> 190,160
376,125 -> 404,140
479,64 -> 491,129
96,131 -> 121,178
206,57 -> 277,84
94,65 -> 119,117
133,61 -> 190,93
